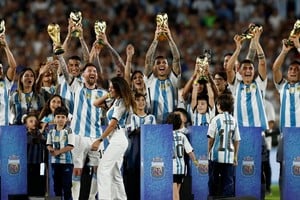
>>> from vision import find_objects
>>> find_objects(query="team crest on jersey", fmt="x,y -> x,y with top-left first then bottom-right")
197,155 -> 208,175
8,155 -> 20,175
151,157 -> 164,178
292,156 -> 300,176
242,156 -> 255,176
0,82 -> 4,88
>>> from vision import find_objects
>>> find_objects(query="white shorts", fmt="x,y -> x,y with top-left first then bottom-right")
72,135 -> 104,168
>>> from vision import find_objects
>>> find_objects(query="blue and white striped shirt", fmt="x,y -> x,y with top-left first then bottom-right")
0,77 -> 12,125
145,72 -> 179,123
208,112 -> 240,164
46,127 -> 75,164
70,79 -> 107,138
230,77 -> 268,130
275,80 -> 300,130
173,130 -> 193,174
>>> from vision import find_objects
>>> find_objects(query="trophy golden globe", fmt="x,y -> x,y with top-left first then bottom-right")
156,13 -> 168,41
94,20 -> 106,45
240,24 -> 262,40
69,11 -> 82,38
196,56 -> 209,81
47,23 -> 64,55
285,19 -> 300,47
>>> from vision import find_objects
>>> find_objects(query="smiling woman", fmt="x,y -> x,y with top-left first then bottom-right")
10,67 -> 45,125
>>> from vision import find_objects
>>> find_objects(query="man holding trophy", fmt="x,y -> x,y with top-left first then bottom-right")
0,19 -> 17,126
144,13 -> 181,123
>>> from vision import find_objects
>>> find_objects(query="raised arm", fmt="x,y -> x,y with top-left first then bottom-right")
182,65 -> 198,101
253,27 -> 267,80
0,34 -> 16,81
89,40 -> 104,74
62,18 -> 89,64
165,25 -> 181,76
144,28 -> 160,76
226,35 -> 243,84
57,54 -> 73,85
101,33 -> 125,75
124,44 -> 134,85
272,39 -> 293,84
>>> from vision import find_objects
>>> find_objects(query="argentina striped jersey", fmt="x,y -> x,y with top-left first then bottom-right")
208,112 -> 240,164
145,72 -> 179,123
173,130 -> 193,174
0,77 -> 12,125
231,77 -> 268,130
275,80 -> 300,130
70,79 -> 107,138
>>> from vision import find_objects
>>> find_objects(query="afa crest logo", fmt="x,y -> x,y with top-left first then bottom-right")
292,156 -> 300,176
151,157 -> 164,178
8,155 -> 20,175
197,155 -> 208,175
242,156 -> 255,176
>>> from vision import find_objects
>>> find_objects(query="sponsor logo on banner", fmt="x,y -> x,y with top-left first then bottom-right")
292,156 -> 300,176
8,155 -> 20,175
242,156 -> 255,176
198,155 -> 208,175
151,157 -> 164,178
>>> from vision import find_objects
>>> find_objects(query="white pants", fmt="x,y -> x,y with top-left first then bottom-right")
72,135 -> 104,168
97,128 -> 128,200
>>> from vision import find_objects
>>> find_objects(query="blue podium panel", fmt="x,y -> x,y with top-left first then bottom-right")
283,127 -> 300,199
0,126 -> 27,200
235,127 -> 262,198
141,124 -> 173,200
189,126 -> 209,199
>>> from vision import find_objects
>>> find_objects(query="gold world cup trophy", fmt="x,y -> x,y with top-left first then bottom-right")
47,23 -> 64,55
156,13 -> 168,41
94,20 -> 106,45
196,55 -> 209,81
240,24 -> 262,40
0,19 -> 5,46
69,11 -> 82,38
285,19 -> 300,47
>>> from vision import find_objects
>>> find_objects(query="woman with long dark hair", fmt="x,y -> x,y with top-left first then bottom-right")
92,76 -> 133,200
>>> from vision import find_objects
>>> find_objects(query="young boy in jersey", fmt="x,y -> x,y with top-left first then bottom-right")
24,113 -> 47,197
207,93 -> 240,198
166,112 -> 198,200
46,107 -> 75,200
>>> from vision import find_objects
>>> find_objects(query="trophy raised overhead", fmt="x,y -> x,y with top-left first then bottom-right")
156,13 -> 168,41
0,19 -> 5,36
94,20 -> 106,45
240,24 -> 262,40
47,23 -> 64,55
69,11 -> 82,38
285,19 -> 300,47
196,55 -> 209,81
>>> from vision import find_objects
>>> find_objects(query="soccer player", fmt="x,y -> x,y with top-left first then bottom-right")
272,33 -> 300,196
226,27 -> 268,131
0,31 -> 17,125
58,54 -> 107,200
144,22 -> 181,123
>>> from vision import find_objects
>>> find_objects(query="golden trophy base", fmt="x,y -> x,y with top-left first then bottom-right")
158,34 -> 167,41
54,47 -> 64,55
71,30 -> 80,38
